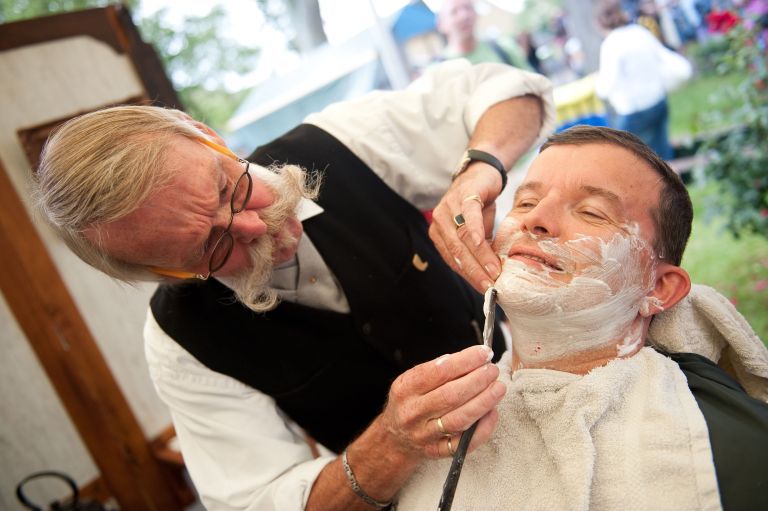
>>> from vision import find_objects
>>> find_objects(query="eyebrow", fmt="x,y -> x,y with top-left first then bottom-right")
513,181 -> 541,202
579,185 -> 622,209
514,181 -> 623,209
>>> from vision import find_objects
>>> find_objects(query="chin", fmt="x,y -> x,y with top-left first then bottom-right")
273,243 -> 299,265
272,218 -> 303,264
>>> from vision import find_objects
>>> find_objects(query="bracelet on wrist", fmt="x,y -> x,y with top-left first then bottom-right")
451,148 -> 508,190
341,449 -> 392,510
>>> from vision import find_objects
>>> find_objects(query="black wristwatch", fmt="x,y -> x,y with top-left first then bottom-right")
451,149 -> 508,190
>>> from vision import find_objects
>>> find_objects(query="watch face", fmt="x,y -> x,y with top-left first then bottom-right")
452,150 -> 473,180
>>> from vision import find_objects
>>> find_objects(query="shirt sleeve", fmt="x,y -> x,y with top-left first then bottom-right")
144,311 -> 334,511
304,59 -> 555,210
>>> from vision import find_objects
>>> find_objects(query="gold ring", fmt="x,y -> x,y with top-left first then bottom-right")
453,214 -> 466,229
446,436 -> 456,456
462,194 -> 484,208
436,416 -> 450,436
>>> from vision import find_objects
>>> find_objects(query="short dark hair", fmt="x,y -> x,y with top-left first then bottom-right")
540,125 -> 693,266
597,0 -> 629,30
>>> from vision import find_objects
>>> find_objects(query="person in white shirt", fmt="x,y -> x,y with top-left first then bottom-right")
595,0 -> 689,160
33,60 -> 555,510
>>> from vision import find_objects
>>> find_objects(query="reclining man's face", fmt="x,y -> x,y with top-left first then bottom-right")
87,135 -> 309,310
491,143 -> 666,369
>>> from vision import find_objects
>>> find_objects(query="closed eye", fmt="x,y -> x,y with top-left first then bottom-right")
579,208 -> 608,221
515,198 -> 539,209
202,225 -> 227,257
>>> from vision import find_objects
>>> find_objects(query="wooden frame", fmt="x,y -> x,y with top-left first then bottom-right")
0,6 -> 188,510
0,158 -> 185,510
0,5 -> 180,108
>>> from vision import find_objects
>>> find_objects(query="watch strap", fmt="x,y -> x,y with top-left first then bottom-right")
452,149 -> 508,190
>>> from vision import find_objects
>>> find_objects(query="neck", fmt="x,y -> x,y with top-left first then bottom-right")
448,35 -> 476,54
510,338 -> 645,375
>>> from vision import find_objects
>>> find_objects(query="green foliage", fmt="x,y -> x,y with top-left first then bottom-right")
668,72 -> 745,140
682,184 -> 768,344
695,24 -> 768,238
0,0 -> 136,22
516,0 -> 565,33
689,36 -> 731,76
136,5 -> 259,131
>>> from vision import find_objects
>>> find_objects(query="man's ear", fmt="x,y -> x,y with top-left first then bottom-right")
641,262 -> 691,317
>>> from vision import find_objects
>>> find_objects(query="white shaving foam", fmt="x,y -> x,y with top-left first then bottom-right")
494,220 -> 660,366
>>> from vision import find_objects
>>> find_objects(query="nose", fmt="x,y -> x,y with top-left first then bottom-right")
229,209 -> 268,243
520,199 -> 559,237
243,178 -> 275,211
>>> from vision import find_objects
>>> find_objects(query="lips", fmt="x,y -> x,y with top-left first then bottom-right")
507,248 -> 563,271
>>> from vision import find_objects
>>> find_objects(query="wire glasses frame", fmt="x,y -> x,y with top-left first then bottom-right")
205,159 -> 253,277
149,138 -> 252,280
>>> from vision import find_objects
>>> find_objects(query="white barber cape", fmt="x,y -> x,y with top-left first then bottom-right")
395,348 -> 722,511
396,285 -> 768,510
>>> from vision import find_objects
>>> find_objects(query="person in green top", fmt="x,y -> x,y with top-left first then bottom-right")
437,0 -> 531,70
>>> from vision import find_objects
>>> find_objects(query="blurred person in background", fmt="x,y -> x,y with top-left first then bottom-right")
637,0 -> 668,43
437,0 -> 531,69
595,0 -> 691,159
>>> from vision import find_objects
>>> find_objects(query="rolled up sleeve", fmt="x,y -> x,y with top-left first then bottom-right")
305,59 -> 555,210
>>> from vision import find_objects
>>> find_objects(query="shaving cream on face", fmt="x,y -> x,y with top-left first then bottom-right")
494,219 -> 662,366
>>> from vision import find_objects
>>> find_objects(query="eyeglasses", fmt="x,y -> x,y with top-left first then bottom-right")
149,138 -> 252,281
205,158 -> 253,277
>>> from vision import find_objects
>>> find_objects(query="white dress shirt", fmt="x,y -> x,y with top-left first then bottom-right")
144,60 -> 555,511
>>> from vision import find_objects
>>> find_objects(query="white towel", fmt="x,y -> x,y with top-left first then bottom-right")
648,284 -> 768,402
395,348 -> 722,511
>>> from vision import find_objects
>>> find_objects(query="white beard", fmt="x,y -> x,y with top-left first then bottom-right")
228,163 -> 318,312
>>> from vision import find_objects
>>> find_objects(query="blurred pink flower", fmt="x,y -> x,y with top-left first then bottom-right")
755,280 -> 768,292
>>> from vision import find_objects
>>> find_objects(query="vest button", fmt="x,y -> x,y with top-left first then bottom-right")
362,322 -> 372,335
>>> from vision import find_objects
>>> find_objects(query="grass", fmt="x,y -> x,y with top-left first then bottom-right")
668,72 -> 745,142
682,184 -> 768,344
664,70 -> 768,344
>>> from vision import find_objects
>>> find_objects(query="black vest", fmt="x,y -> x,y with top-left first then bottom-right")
151,125 -> 505,453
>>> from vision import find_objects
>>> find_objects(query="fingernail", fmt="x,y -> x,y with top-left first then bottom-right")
435,354 -> 450,366
479,345 -> 493,362
492,382 -> 507,398
454,257 -> 462,269
481,280 -> 493,291
485,264 -> 500,279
